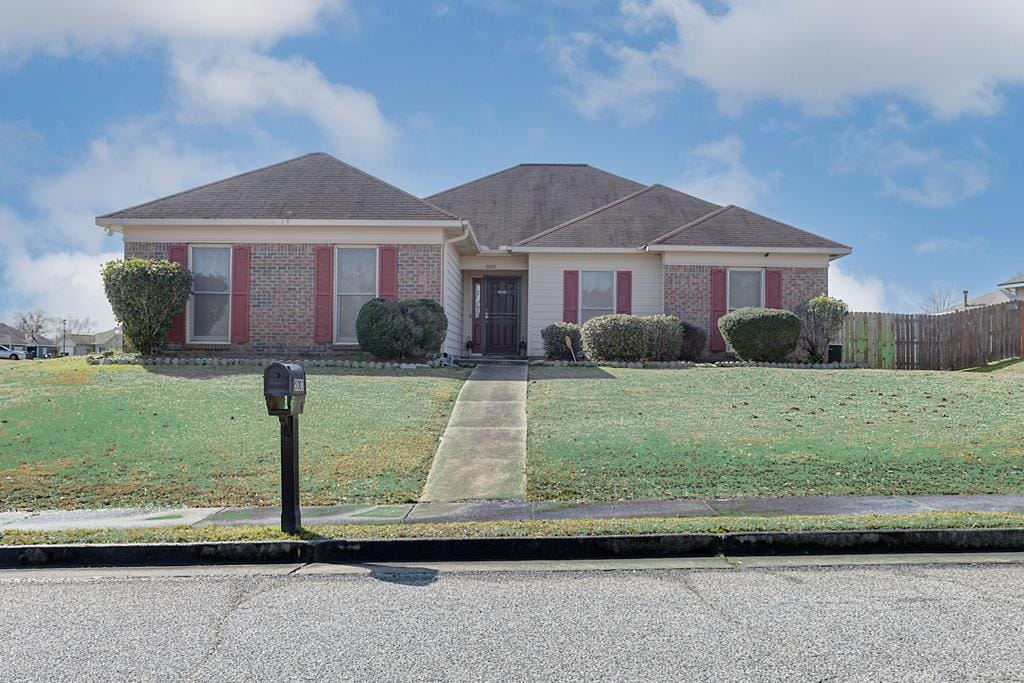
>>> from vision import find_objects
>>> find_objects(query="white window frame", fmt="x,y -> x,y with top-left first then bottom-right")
333,245 -> 380,345
579,270 -> 618,324
187,245 -> 232,345
726,268 -> 765,313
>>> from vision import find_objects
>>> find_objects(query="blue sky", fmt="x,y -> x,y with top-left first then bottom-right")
2,0 -> 1023,328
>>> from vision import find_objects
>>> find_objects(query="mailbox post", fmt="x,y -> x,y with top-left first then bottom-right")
263,362 -> 306,534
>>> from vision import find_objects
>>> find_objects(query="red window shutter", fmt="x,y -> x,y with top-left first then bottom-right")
615,271 -> 632,314
167,244 -> 188,343
230,246 -> 251,344
709,268 -> 728,352
314,246 -> 334,343
379,246 -> 397,301
562,270 -> 579,323
765,269 -> 783,309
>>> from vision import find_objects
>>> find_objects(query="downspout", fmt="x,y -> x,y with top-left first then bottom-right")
441,221 -> 474,353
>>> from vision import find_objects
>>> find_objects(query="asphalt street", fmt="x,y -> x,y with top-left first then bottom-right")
1,558 -> 1022,681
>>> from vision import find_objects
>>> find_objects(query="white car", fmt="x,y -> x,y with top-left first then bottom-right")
0,345 -> 26,360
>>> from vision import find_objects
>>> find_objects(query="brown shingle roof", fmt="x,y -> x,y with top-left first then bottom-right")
649,205 -> 851,252
425,163 -> 645,248
99,153 -> 459,222
516,184 -> 720,248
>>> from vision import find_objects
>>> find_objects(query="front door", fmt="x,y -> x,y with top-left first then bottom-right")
484,277 -> 519,354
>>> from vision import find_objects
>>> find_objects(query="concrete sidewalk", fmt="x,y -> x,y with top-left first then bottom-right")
419,364 -> 527,502
2,494 -> 1024,532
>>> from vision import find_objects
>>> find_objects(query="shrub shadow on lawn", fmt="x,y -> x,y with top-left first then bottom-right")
142,365 -> 472,380
528,367 -> 617,380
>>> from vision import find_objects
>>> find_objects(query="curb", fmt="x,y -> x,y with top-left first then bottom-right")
2,529 -> 1024,569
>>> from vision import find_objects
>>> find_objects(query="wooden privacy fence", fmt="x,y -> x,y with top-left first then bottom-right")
842,301 -> 1023,370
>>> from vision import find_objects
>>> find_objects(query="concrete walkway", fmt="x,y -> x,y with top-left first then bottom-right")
419,364 -> 528,503
3,494 -> 1024,531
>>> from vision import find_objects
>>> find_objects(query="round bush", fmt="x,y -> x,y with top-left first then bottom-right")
642,315 -> 684,361
717,307 -> 801,362
679,322 -> 707,361
356,298 -> 448,360
541,322 -> 582,360
403,298 -> 448,356
581,314 -> 649,362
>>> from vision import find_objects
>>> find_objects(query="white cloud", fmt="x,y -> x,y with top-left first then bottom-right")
172,51 -> 396,162
558,0 -> 1024,120
677,134 -> 770,207
0,0 -> 343,57
0,248 -> 123,329
548,32 -> 673,123
835,125 -> 992,209
0,121 -> 238,327
913,237 -> 986,255
829,263 -> 919,313
0,0 -> 395,163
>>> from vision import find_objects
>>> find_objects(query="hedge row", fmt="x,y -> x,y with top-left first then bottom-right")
541,315 -> 708,362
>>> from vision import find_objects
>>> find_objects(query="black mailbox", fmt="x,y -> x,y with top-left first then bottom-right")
264,361 -> 306,533
264,362 -> 306,416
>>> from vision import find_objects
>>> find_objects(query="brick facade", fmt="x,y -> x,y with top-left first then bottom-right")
126,242 -> 443,355
664,264 -> 829,352
396,244 -> 443,301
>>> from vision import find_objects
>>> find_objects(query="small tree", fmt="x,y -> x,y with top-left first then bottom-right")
101,258 -> 192,355
919,285 -> 956,314
798,295 -> 849,363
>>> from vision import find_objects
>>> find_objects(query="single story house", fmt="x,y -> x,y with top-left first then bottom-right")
60,328 -> 124,356
0,323 -> 56,358
96,153 -> 851,357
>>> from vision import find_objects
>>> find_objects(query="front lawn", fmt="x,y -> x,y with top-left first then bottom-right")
0,358 -> 467,509
527,366 -> 1024,501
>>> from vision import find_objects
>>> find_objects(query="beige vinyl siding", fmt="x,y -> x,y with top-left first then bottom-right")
526,252 -> 664,355
442,242 -> 464,356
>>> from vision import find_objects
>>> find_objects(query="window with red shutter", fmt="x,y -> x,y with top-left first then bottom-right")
230,246 -> 251,344
562,270 -> 579,323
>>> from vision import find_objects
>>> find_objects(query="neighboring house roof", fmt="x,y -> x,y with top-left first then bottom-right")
649,205 -> 851,252
98,153 -> 459,223
997,272 -> 1024,287
425,163 -> 646,248
947,289 -> 1014,312
93,328 -> 123,347
0,323 -> 54,346
516,184 -> 720,248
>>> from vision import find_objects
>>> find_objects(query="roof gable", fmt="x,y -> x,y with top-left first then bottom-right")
99,153 -> 458,223
997,273 -> 1024,287
516,184 -> 721,248
649,205 -> 851,252
425,163 -> 645,247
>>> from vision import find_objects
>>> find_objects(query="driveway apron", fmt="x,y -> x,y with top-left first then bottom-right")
420,364 -> 527,502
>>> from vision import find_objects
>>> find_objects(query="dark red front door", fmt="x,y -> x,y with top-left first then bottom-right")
484,277 -> 519,354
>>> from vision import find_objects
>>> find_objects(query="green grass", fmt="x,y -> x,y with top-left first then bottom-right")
0,358 -> 468,510
2,511 -> 1022,545
527,366 -> 1024,501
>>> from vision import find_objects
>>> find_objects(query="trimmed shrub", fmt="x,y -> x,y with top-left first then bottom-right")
678,322 -> 707,361
356,298 -> 448,360
404,298 -> 448,356
581,314 -> 649,362
718,307 -> 801,362
101,258 -> 192,355
541,322 -> 582,360
643,315 -> 684,361
797,295 -> 848,362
